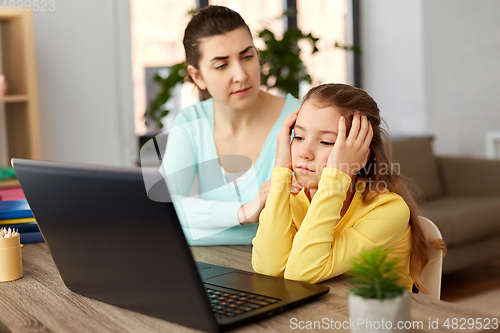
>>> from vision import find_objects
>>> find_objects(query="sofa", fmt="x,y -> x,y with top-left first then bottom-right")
391,136 -> 500,274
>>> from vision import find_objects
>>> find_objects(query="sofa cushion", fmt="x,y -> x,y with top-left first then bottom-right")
391,136 -> 443,200
421,195 -> 500,247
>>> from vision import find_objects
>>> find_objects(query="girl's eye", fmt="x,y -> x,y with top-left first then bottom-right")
292,136 -> 303,141
215,64 -> 227,70
321,141 -> 335,146
244,55 -> 254,60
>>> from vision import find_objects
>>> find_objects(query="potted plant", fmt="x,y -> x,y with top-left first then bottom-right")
348,247 -> 411,333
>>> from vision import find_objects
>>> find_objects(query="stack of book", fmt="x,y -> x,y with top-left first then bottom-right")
0,191 -> 44,244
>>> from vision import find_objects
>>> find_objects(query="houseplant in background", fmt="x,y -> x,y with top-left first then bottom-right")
144,62 -> 186,132
258,27 -> 319,97
348,247 -> 410,333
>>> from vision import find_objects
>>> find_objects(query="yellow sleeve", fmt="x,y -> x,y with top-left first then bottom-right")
285,167 -> 410,284
252,167 -> 296,277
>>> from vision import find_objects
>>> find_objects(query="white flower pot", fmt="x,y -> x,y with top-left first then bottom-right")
348,292 -> 411,332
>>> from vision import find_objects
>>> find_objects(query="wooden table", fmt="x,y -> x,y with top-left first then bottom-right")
0,244 -> 498,333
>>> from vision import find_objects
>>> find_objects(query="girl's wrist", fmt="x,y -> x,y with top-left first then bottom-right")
274,160 -> 292,169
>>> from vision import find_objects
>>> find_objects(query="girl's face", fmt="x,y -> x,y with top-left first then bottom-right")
188,27 -> 261,111
291,100 -> 343,190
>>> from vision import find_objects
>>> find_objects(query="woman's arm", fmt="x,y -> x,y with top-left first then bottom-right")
161,118 -> 245,231
252,167 -> 296,277
284,168 -> 410,283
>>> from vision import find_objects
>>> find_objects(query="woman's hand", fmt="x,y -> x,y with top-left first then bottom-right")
275,108 -> 299,169
327,112 -> 373,177
238,180 -> 271,224
238,175 -> 302,224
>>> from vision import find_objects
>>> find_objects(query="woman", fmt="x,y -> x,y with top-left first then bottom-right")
161,6 -> 301,245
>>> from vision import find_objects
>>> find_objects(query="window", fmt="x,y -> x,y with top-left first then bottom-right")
130,0 -> 196,135
130,0 -> 353,135
297,0 -> 348,85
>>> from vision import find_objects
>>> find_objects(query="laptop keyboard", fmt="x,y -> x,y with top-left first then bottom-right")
205,285 -> 281,319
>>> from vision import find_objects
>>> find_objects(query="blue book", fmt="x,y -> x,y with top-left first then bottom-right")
20,231 -> 45,244
0,199 -> 33,220
1,222 -> 39,233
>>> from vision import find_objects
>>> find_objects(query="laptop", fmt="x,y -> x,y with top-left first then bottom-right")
12,158 -> 329,332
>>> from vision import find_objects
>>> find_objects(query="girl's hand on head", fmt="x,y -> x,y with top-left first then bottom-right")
275,108 -> 299,169
327,112 -> 373,177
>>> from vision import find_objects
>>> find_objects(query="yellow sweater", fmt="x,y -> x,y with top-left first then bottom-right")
252,167 -> 413,289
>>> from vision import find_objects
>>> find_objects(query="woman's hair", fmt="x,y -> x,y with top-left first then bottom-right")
302,83 -> 447,293
183,5 -> 252,99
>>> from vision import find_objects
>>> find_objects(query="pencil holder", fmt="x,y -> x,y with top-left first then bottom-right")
0,234 -> 23,282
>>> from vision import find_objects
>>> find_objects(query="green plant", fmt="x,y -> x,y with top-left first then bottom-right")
258,28 -> 319,97
334,42 -> 362,55
144,62 -> 186,130
349,247 -> 405,301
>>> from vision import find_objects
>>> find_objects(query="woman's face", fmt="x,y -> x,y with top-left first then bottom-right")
188,27 -> 261,111
291,101 -> 343,190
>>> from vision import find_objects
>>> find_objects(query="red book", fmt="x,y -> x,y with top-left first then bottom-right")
0,187 -> 26,201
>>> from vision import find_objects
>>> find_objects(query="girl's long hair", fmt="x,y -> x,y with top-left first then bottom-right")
303,83 -> 446,293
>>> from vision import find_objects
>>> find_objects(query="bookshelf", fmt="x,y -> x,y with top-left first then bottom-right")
0,8 -> 40,189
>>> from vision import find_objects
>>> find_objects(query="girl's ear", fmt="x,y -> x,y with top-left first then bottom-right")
187,65 -> 207,91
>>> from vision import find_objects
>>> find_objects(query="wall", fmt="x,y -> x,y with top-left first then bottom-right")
361,0 -> 500,157
360,0 -> 426,136
423,0 -> 500,156
33,0 -> 137,166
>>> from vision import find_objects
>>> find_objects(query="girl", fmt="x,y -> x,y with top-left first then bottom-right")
252,83 -> 443,292
162,6 -> 301,245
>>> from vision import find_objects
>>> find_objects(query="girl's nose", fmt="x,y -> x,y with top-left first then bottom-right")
299,142 -> 314,160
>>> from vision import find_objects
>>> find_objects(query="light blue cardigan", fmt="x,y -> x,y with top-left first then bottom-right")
161,95 -> 300,245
